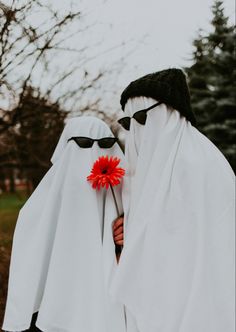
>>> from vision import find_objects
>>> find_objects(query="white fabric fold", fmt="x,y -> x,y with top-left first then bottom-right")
2,116 -> 126,332
110,97 -> 235,332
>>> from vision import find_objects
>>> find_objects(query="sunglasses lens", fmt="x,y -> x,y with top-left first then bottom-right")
74,137 -> 94,148
98,137 -> 117,148
118,117 -> 131,130
133,111 -> 147,125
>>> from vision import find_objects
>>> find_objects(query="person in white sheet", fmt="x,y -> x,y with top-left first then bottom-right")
2,116 -> 126,332
111,68 -> 235,332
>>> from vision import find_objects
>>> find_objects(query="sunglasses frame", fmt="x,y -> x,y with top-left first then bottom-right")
67,136 -> 118,149
118,101 -> 162,130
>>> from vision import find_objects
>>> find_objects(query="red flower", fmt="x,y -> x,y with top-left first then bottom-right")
87,155 -> 125,190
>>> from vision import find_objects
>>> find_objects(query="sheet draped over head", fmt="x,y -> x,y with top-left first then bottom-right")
2,116 -> 126,332
110,95 -> 235,332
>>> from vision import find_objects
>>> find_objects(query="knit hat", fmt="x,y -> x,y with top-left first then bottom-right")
120,68 -> 196,126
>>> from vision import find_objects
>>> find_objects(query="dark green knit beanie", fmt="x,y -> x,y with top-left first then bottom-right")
120,68 -> 196,126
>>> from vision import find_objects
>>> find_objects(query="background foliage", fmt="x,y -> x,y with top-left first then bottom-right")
186,0 -> 235,171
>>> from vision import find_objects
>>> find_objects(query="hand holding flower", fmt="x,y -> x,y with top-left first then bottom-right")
113,217 -> 124,246
87,155 -> 125,263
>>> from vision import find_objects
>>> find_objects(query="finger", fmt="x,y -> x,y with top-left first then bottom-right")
114,231 -> 123,239
116,240 -> 124,245
113,218 -> 123,229
114,233 -> 123,241
113,218 -> 124,230
114,226 -> 123,236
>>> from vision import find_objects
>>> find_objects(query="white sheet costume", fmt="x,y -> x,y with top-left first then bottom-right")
2,116 -> 126,332
110,96 -> 235,332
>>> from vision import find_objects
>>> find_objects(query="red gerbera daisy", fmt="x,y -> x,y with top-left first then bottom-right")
87,155 -> 125,190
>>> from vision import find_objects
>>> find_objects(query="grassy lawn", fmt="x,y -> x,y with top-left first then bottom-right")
0,191 -> 28,327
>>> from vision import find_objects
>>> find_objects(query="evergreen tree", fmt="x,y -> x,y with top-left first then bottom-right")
186,0 -> 236,171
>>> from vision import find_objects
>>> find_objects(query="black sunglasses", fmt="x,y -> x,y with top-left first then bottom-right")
67,136 -> 118,148
118,101 -> 162,130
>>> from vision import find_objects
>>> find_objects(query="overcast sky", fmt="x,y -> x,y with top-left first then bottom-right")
3,0 -> 235,114
68,0 -> 235,76
57,0 -> 235,110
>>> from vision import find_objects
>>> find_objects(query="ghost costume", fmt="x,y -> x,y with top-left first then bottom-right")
2,116 -> 126,332
110,69 -> 235,332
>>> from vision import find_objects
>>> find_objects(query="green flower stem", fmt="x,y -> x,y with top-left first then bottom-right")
110,185 -> 119,217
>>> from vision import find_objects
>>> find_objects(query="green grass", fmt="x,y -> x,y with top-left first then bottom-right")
0,192 -> 28,248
